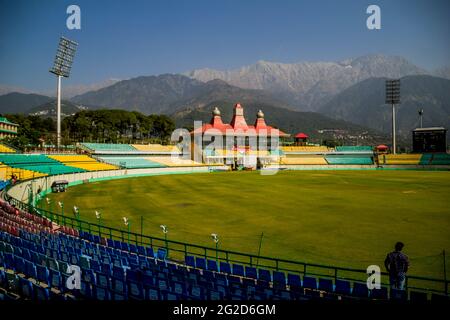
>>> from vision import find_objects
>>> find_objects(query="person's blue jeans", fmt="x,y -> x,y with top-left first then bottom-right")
389,273 -> 406,290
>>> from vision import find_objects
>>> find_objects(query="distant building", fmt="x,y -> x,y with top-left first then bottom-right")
412,127 -> 447,153
0,117 -> 18,139
190,103 -> 289,168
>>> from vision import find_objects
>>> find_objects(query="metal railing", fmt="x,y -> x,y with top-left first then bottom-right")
5,194 -> 449,297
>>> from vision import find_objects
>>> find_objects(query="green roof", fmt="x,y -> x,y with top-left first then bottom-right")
0,117 -> 19,126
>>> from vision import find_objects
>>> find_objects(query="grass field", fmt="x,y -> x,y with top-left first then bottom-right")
45,170 -> 450,282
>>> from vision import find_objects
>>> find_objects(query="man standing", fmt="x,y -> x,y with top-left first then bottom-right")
384,242 -> 410,290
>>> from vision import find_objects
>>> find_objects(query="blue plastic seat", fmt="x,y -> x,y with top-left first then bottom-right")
185,255 -> 195,268
112,277 -> 127,295
146,247 -> 154,258
318,278 -> 333,292
157,278 -> 169,291
25,260 -> 37,279
96,272 -> 110,288
156,248 -> 167,260
219,261 -> 231,274
128,281 -> 144,300
258,269 -> 271,282
232,264 -> 245,277
172,281 -> 187,296
287,273 -> 302,289
273,271 -> 286,286
50,270 -> 63,291
19,277 -> 34,299
146,287 -> 160,300
190,285 -> 204,299
120,242 -> 130,252
80,280 -> 93,299
137,245 -> 146,256
207,259 -> 218,272
36,265 -> 50,286
34,284 -> 50,300
90,259 -> 101,273
126,269 -> 140,283
352,282 -> 369,298
303,276 -> 317,290
107,239 -> 114,247
113,240 -> 122,250
371,287 -> 388,300
113,265 -> 126,280
245,266 -> 257,279
335,279 -> 351,295
82,269 -> 96,284
195,257 -> 207,270
93,285 -> 110,300
129,244 -> 137,254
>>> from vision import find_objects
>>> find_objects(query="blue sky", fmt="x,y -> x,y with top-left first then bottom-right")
0,0 -> 449,92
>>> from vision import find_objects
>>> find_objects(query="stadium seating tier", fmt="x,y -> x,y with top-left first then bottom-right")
48,155 -> 118,171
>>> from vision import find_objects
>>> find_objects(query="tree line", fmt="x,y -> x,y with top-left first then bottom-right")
1,109 -> 176,150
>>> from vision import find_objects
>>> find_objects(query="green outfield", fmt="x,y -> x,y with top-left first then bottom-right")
45,170 -> 450,281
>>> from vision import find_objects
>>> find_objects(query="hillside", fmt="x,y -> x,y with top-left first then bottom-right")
28,100 -> 88,118
71,74 -> 207,114
319,75 -> 450,137
0,92 -> 53,114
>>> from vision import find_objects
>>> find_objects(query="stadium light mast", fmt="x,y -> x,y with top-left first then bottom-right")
418,109 -> 424,128
123,217 -> 130,244
95,211 -> 102,237
58,201 -> 64,220
46,197 -> 53,221
160,225 -> 169,256
73,206 -> 81,231
49,36 -> 78,150
385,79 -> 401,154
211,233 -> 219,261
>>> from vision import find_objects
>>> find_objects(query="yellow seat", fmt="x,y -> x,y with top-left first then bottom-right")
0,143 -> 15,153
379,154 -> 422,165
48,155 -> 118,171
132,144 -> 180,153
280,156 -> 328,165
0,162 -> 47,181
146,156 -> 207,167
281,146 -> 330,152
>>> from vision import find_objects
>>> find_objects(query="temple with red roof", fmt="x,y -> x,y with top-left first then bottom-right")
190,103 -> 289,167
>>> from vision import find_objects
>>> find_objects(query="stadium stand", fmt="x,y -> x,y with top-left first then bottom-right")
0,199 -> 443,301
281,146 -> 330,152
335,146 -> 373,152
0,143 -> 16,153
0,154 -> 85,175
146,157 -> 206,167
0,162 -> 47,181
280,156 -> 328,165
48,155 -> 118,171
98,157 -> 166,169
419,153 -> 450,165
81,143 -> 137,153
378,154 -> 422,165
325,155 -> 374,165
132,144 -> 179,153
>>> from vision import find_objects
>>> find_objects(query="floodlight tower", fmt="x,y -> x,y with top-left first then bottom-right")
49,37 -> 78,150
385,79 -> 401,154
418,109 -> 424,128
